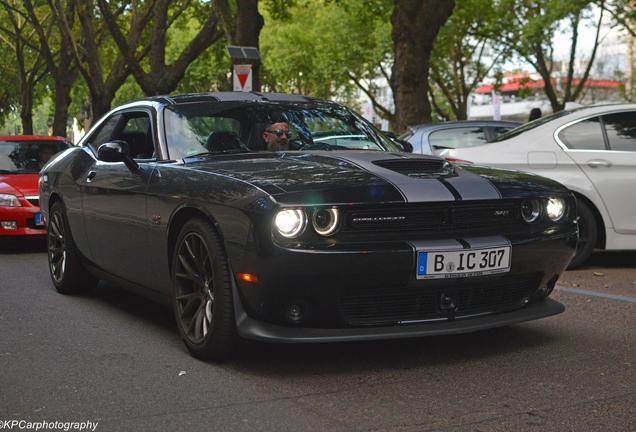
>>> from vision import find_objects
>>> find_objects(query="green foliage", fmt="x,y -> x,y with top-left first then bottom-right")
429,0 -> 514,120
260,0 -> 392,104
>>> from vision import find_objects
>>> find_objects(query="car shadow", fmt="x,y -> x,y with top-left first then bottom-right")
80,279 -> 560,374
226,324 -> 559,377
0,237 -> 47,253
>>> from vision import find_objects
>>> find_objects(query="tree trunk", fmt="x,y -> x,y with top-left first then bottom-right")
20,90 -> 33,135
89,95 -> 115,126
52,77 -> 73,137
391,0 -> 455,133
233,0 -> 264,91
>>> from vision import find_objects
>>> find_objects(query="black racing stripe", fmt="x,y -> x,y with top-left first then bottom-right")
457,238 -> 471,249
438,177 -> 462,201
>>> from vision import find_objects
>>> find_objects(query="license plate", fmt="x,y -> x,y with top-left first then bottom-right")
34,212 -> 44,226
416,246 -> 511,279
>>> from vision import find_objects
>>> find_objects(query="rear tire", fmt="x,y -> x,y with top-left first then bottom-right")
568,198 -> 597,269
48,201 -> 98,294
171,218 -> 237,361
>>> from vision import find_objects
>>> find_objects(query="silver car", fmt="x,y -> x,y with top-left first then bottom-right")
438,104 -> 636,267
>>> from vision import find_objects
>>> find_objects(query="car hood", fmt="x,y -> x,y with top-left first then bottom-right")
185,151 -> 562,204
0,174 -> 39,197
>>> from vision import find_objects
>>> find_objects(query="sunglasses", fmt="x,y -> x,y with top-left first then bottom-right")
266,129 -> 290,137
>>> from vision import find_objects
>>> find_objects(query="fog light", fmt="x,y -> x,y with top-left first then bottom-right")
546,197 -> 566,221
1,221 -> 17,230
286,304 -> 303,324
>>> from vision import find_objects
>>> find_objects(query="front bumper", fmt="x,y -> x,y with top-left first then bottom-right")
235,297 -> 564,343
0,204 -> 46,237
232,224 -> 577,333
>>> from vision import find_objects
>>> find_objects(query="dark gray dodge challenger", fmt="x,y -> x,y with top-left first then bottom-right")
39,92 -> 577,360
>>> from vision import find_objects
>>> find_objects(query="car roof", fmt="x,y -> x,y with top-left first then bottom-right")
141,92 -> 326,106
408,120 -> 521,132
0,135 -> 67,141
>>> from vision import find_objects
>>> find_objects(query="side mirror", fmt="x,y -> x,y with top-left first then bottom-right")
97,141 -> 139,172
395,139 -> 414,153
381,130 -> 413,153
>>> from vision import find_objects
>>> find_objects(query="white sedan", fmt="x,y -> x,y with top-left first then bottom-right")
437,104 -> 636,268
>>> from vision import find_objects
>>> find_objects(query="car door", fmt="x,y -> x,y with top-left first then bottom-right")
80,108 -> 158,287
560,111 -> 636,234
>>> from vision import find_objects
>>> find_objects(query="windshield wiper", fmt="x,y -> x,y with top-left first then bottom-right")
183,148 -> 252,160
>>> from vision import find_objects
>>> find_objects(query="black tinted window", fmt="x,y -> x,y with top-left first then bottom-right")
603,111 -> 636,151
429,127 -> 486,149
0,140 -> 69,174
558,117 -> 605,150
87,115 -> 121,151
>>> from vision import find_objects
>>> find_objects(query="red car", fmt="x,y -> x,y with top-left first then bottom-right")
0,135 -> 70,237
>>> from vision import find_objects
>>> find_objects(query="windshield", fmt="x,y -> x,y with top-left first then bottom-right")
0,140 -> 69,174
490,110 -> 572,142
164,101 -> 400,160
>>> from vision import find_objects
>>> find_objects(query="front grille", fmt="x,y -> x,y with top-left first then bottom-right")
25,196 -> 39,206
373,159 -> 450,178
346,200 -> 521,233
338,273 -> 541,327
26,218 -> 45,230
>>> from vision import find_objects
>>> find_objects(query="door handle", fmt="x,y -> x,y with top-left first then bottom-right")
86,171 -> 97,182
586,159 -> 612,168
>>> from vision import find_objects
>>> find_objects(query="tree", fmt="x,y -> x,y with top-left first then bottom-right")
261,0 -> 393,118
21,0 -> 78,136
216,0 -> 264,91
0,0 -> 47,134
391,0 -> 455,132
429,0 -> 512,120
53,0 -> 140,125
98,0 -> 224,96
498,0 -> 603,112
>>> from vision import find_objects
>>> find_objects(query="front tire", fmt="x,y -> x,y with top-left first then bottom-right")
568,198 -> 598,269
171,218 -> 237,361
47,201 -> 98,294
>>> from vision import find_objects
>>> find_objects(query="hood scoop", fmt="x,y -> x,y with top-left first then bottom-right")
372,158 -> 452,179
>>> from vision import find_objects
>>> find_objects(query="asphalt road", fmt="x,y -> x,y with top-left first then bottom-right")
1,240 -> 635,432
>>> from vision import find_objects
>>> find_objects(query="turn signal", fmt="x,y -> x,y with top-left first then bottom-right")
237,273 -> 258,283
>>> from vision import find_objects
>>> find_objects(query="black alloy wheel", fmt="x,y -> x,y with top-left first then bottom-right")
172,218 -> 236,360
48,209 -> 66,284
568,198 -> 598,269
47,202 -> 97,294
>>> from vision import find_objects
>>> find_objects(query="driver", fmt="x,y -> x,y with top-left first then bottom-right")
38,144 -> 56,169
263,122 -> 291,151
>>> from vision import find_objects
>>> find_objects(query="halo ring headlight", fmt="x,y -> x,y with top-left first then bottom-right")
312,208 -> 340,236
521,200 -> 541,223
546,197 -> 566,221
274,209 -> 307,238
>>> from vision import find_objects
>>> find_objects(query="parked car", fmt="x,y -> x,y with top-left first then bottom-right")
441,104 -> 636,268
0,136 -> 70,237
399,120 -> 521,155
39,92 -> 577,360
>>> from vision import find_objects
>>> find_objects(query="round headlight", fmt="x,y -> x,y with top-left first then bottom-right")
546,197 -> 566,221
521,200 -> 541,223
312,208 -> 340,236
274,209 -> 307,238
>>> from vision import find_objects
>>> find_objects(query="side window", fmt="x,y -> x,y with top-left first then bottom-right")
87,115 -> 121,152
602,111 -> 636,152
115,112 -> 156,159
429,127 -> 486,150
558,117 -> 605,150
